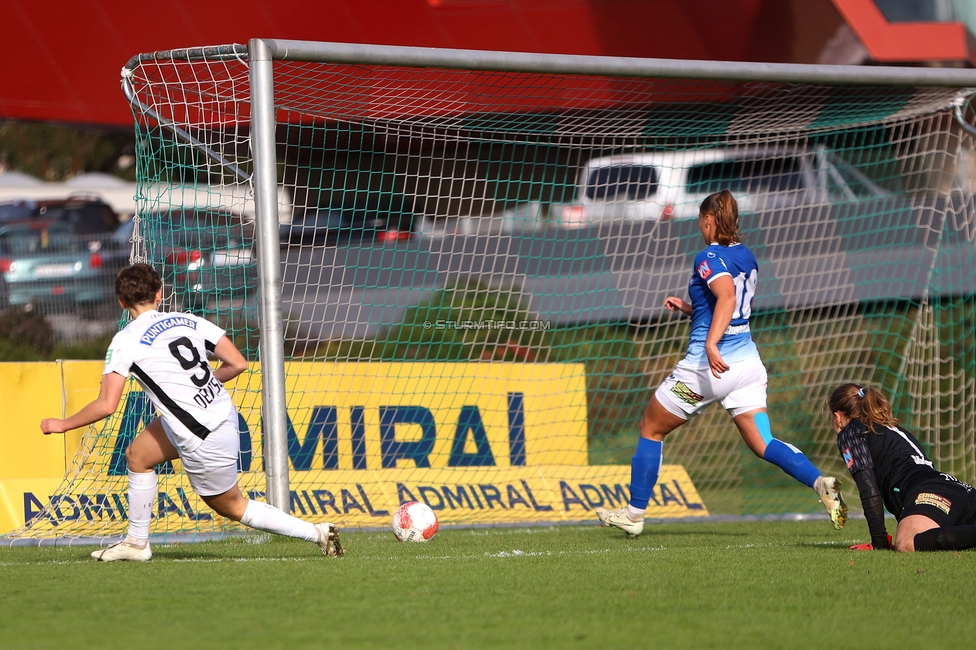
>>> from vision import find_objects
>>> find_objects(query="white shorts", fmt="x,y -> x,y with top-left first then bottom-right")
654,356 -> 767,420
162,411 -> 240,497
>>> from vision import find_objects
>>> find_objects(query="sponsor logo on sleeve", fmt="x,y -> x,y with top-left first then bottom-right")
843,447 -> 854,469
697,261 -> 712,280
915,492 -> 952,514
104,349 -> 113,365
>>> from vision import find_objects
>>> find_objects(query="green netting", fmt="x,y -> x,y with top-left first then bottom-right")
7,45 -> 976,542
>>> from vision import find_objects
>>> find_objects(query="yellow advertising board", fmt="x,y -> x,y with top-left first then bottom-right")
14,465 -> 705,532
1,361 -> 709,536
229,361 -> 591,469
0,361 -> 101,479
273,465 -> 706,526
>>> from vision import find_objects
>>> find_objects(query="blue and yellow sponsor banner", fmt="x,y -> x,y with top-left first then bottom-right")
274,465 -> 707,526
16,465 -> 706,531
3,361 -> 710,535
229,362 -> 591,469
0,478 -> 65,533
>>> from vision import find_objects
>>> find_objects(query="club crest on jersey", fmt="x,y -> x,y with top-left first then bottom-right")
697,261 -> 712,279
139,315 -> 198,345
843,447 -> 854,469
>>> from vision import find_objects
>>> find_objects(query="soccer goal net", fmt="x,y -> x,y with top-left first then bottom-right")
8,40 -> 976,542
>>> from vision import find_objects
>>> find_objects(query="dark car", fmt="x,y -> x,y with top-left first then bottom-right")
0,201 -> 35,222
0,219 -> 124,311
31,196 -> 121,234
281,194 -> 415,246
2,196 -> 126,260
113,209 -> 256,314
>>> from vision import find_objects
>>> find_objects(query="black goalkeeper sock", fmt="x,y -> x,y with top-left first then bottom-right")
914,524 -> 976,551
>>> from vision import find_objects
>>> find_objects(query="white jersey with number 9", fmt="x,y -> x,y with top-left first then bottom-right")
103,310 -> 234,453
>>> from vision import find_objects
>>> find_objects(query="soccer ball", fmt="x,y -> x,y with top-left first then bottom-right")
392,501 -> 439,543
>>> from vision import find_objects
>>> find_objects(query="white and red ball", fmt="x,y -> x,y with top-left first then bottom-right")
392,501 -> 439,542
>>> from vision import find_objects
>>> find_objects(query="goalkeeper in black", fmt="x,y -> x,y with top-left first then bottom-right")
828,383 -> 976,552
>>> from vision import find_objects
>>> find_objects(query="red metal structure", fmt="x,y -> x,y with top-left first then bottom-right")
831,0 -> 976,63
0,0 -> 972,127
2,0 -> 844,126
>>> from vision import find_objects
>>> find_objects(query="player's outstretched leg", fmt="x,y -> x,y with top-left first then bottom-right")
738,410 -> 848,529
208,489 -> 345,557
91,469 -> 156,562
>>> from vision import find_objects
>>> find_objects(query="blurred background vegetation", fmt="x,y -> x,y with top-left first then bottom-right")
0,309 -> 114,361
0,120 -> 135,182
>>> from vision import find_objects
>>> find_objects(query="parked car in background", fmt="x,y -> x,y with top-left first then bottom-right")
3,196 -> 124,258
31,196 -> 121,234
113,209 -> 255,313
0,201 -> 35,222
0,219 -> 125,312
555,146 -> 889,227
281,193 -> 415,246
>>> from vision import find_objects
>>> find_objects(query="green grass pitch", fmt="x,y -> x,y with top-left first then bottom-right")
1,519 -> 974,649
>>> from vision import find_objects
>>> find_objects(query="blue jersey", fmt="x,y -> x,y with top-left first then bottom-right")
685,242 -> 760,365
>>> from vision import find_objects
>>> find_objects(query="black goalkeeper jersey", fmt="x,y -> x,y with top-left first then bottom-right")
836,418 -> 940,519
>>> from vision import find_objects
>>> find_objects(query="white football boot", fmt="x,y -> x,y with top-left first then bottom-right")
315,523 -> 344,557
814,476 -> 848,530
595,507 -> 644,537
90,541 -> 152,562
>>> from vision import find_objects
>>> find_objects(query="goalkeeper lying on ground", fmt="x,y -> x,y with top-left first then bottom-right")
829,383 -> 976,552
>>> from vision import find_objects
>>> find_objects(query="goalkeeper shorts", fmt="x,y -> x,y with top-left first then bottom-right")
654,355 -> 767,420
900,475 -> 976,528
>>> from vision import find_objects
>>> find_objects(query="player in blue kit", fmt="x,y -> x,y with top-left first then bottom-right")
40,264 -> 343,561
597,190 -> 846,536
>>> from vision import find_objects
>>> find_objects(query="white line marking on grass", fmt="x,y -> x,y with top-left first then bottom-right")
487,546 -> 666,558
0,535 -> 853,566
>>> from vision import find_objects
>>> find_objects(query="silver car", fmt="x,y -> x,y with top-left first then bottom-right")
556,146 -> 889,227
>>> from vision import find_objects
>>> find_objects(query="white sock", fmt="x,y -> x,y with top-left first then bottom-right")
627,504 -> 646,519
240,499 -> 319,542
126,470 -> 156,547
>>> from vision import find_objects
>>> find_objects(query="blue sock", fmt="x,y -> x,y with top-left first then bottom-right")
754,412 -> 774,445
763,439 -> 820,488
629,438 -> 663,509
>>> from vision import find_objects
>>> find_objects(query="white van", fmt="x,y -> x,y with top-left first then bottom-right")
556,146 -> 885,227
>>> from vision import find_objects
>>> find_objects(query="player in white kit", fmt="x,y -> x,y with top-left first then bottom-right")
596,191 -> 846,536
40,263 -> 343,561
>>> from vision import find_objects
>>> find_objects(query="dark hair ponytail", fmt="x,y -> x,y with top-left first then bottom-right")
828,383 -> 897,432
699,190 -> 742,246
